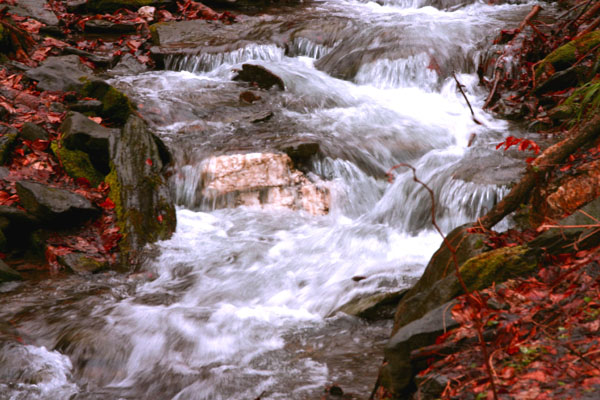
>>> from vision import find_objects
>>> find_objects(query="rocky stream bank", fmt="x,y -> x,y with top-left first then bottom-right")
0,0 -> 599,400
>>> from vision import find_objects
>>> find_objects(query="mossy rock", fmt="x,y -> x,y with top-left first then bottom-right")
51,142 -> 105,187
393,246 -> 538,333
85,0 -> 157,13
535,31 -> 600,79
79,80 -> 135,126
107,115 -> 176,266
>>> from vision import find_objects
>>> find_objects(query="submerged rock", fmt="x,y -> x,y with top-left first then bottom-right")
233,64 -> 285,90
15,181 -> 100,226
25,56 -> 93,92
200,153 -> 329,215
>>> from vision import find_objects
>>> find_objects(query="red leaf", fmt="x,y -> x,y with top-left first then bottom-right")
521,370 -> 552,383
99,198 -> 115,210
75,177 -> 91,188
30,140 -> 49,152
157,214 -> 163,223
145,158 -> 153,166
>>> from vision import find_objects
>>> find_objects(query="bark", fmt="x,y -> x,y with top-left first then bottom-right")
478,114 -> 600,229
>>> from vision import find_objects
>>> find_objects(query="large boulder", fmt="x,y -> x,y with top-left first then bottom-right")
106,115 -> 176,263
200,153 -> 329,215
25,56 -> 94,92
380,301 -> 459,397
392,224 -> 489,333
393,245 -> 538,334
15,181 -> 100,226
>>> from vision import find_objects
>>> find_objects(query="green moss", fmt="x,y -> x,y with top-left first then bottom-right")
51,142 -> 105,187
80,81 -> 135,126
561,78 -> 600,124
149,23 -> 163,46
85,0 -> 155,12
459,246 -> 537,292
535,31 -> 600,79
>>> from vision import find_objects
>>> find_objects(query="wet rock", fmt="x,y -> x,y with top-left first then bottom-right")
63,47 -> 119,69
68,99 -> 103,113
60,111 -> 118,174
0,132 -> 17,165
336,289 -> 408,320
234,64 -> 285,90
530,196 -> 600,254
84,19 -> 139,34
108,54 -> 149,76
19,122 -> 48,142
79,80 -> 136,126
393,246 -> 538,336
200,153 -> 330,215
391,224 -> 489,332
58,253 -> 109,274
8,0 -> 59,26
25,56 -> 93,92
0,259 -> 22,282
280,140 -> 320,166
248,110 -> 273,123
107,115 -> 176,263
15,181 -> 99,226
380,301 -> 459,397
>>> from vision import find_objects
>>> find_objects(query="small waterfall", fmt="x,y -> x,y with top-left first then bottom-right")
354,54 -> 440,90
165,44 -> 285,73
288,37 -> 335,59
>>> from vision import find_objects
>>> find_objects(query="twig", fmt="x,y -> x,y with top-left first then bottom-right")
387,163 -> 499,400
452,72 -> 483,126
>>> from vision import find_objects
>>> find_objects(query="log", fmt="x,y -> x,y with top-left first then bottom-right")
478,114 -> 600,230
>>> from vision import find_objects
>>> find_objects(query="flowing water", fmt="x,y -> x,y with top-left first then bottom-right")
0,0 -> 548,399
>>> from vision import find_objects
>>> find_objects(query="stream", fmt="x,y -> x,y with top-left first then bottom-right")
0,0 -> 548,399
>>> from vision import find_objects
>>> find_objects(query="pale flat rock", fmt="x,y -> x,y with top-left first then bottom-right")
200,153 -> 330,215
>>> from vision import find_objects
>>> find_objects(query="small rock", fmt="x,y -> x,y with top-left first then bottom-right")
0,259 -> 22,282
336,290 -> 407,320
58,252 -> 108,274
8,0 -> 59,26
249,110 -> 273,123
68,100 -> 103,113
25,55 -> 93,92
19,122 -> 48,142
50,102 -> 67,113
234,64 -> 285,90
60,111 -> 119,174
281,141 -> 320,166
84,19 -> 138,34
15,181 -> 99,226
107,54 -> 149,76
0,106 -> 9,121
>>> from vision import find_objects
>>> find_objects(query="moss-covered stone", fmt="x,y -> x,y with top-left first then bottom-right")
80,80 -> 135,126
51,142 -> 105,187
458,246 -> 537,291
535,31 -> 600,79
149,23 -> 164,46
85,0 -> 155,13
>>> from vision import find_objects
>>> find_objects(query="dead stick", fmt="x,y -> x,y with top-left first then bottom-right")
518,5 -> 542,32
477,113 -> 600,230
574,15 -> 600,40
483,70 -> 501,110
452,72 -> 482,125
